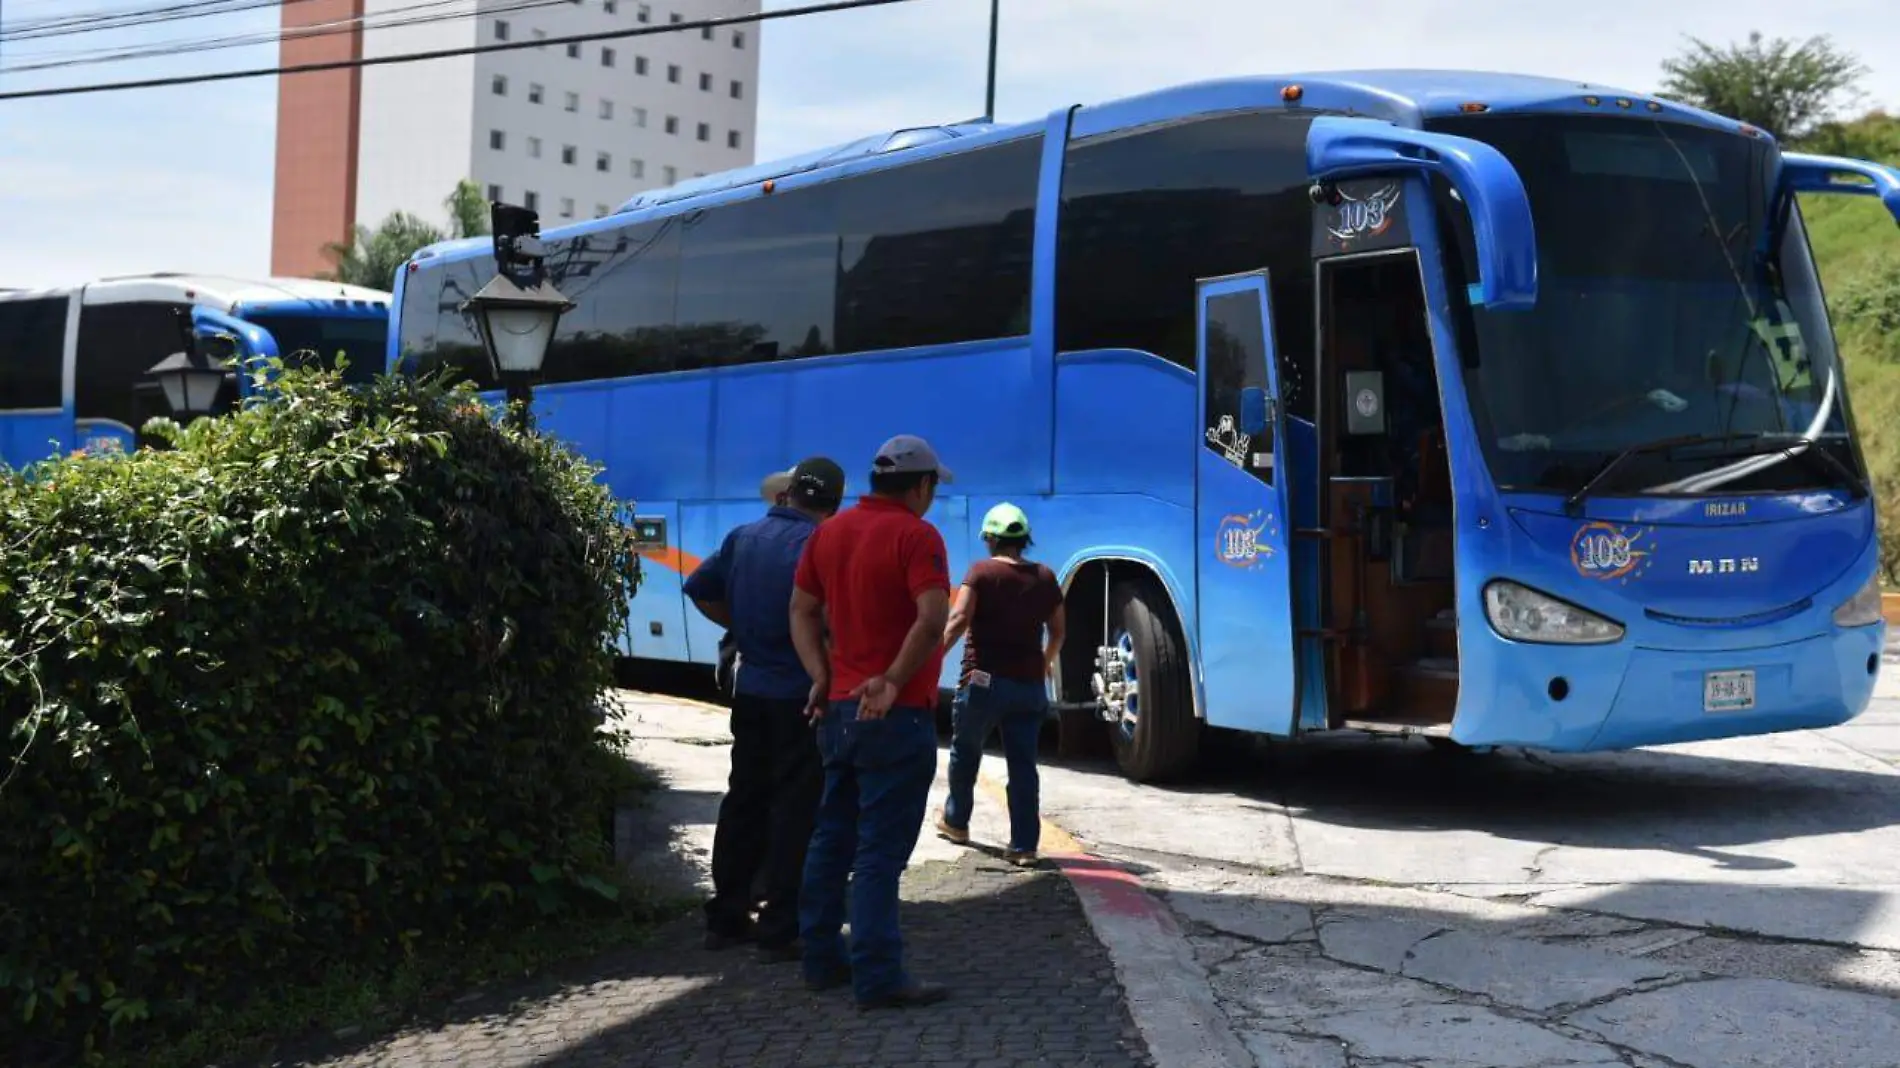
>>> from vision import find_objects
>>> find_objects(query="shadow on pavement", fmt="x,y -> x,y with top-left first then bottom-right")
263,860 -> 1149,1068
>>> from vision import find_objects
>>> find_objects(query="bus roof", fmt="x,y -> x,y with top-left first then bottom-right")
0,273 -> 390,311
402,67 -> 1754,272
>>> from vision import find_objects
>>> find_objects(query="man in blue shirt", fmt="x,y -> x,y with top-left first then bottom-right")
685,456 -> 845,960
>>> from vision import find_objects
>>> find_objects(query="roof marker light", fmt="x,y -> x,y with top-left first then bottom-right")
1281,85 -> 1304,102
1739,124 -> 1763,137
1583,96 -> 1601,106
1460,102 -> 1489,113
1615,98 -> 1633,109
1646,101 -> 1663,112
762,179 -> 777,194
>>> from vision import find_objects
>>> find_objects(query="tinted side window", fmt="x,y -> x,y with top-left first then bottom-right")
836,136 -> 1040,353
403,255 -> 501,391
1202,290 -> 1274,486
544,220 -> 682,382
1057,111 -> 1315,410
673,184 -> 836,368
76,301 -> 197,429
0,296 -> 67,410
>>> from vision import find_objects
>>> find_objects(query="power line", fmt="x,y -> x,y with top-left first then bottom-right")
4,0 -> 567,73
1,0 -> 321,42
0,0 -> 920,99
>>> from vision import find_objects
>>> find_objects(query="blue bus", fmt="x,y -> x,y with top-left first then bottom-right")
392,70 -> 1895,782
0,273 -> 390,465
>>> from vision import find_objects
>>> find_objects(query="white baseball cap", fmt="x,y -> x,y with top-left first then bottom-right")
759,468 -> 794,502
871,434 -> 954,482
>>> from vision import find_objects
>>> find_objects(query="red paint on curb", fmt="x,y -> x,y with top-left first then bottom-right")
1048,853 -> 1179,930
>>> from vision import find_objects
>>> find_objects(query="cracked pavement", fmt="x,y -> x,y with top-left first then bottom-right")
1024,644 -> 1900,1067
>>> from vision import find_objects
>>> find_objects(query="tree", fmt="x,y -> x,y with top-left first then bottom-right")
446,178 -> 492,239
321,181 -> 491,290
1658,31 -> 1866,142
323,211 -> 445,291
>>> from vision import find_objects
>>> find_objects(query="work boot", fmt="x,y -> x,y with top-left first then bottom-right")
1004,849 -> 1038,868
935,813 -> 969,845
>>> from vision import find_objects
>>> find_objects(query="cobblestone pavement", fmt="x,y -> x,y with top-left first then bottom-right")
270,691 -> 1154,1068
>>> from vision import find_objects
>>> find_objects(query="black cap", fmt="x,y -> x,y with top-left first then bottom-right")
787,456 -> 845,508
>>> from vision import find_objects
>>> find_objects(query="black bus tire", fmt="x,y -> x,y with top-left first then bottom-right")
1108,577 -> 1201,783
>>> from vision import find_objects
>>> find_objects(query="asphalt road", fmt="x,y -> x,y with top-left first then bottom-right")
1016,642 -> 1900,1066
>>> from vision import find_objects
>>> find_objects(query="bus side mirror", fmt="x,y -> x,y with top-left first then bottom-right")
1240,387 -> 1270,437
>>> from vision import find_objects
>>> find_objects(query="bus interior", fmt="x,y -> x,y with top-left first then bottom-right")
1316,249 -> 1459,736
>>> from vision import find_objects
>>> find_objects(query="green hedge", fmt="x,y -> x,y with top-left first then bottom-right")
0,366 -> 641,1058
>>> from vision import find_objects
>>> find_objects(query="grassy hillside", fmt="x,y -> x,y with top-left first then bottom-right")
1798,112 -> 1900,582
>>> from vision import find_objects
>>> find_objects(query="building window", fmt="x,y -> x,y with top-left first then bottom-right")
487,183 -> 503,201
637,3 -> 650,21
528,82 -> 544,103
598,152 -> 613,172
635,55 -> 648,75
700,25 -> 712,40
666,63 -> 679,83
599,99 -> 614,119
597,203 -> 611,217
727,129 -> 741,149
733,29 -> 745,48
489,129 -> 505,150
730,79 -> 742,100
698,72 -> 711,91
696,122 -> 709,142
668,12 -> 682,23
524,190 -> 539,211
528,135 -> 543,158
663,165 -> 677,183
491,74 -> 507,95
632,106 -> 648,127
533,28 -> 547,46
566,42 -> 581,58
665,115 -> 678,134
560,197 -> 575,219
631,158 -> 645,178
493,19 -> 510,40
564,91 -> 579,112
604,0 -> 617,11
562,144 -> 577,165
602,47 -> 615,67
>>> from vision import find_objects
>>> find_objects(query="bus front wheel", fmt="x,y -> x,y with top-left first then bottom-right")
1105,578 -> 1201,783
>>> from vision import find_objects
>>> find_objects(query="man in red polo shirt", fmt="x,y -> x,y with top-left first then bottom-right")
789,434 -> 953,1010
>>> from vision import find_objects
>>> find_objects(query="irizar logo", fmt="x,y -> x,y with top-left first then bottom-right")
1687,557 -> 1760,576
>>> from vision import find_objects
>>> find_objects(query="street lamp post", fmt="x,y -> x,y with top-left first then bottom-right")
145,347 -> 227,425
461,202 -> 575,433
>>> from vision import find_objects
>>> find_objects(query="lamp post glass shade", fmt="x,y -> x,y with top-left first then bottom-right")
147,350 -> 225,417
463,273 -> 575,378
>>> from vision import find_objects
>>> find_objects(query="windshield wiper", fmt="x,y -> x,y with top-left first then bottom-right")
1563,432 -> 1751,515
1705,431 -> 1868,499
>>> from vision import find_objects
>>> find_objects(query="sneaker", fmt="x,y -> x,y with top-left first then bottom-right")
1004,849 -> 1038,867
935,813 -> 970,845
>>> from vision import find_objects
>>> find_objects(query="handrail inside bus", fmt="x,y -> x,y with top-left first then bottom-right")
1305,116 -> 1539,311
1780,152 -> 1900,226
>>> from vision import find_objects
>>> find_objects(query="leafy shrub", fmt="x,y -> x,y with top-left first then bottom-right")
1827,250 -> 1900,357
0,365 -> 641,1057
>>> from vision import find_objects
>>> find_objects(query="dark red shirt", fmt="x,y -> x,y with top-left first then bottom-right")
794,495 -> 951,710
959,558 -> 1063,684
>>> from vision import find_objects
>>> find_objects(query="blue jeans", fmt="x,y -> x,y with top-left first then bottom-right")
798,700 -> 937,1001
943,675 -> 1046,854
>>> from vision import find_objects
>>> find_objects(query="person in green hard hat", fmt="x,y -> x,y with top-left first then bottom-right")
937,502 -> 1065,866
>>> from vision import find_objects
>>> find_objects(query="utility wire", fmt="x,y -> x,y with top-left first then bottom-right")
0,0 -> 920,99
1,0 -> 323,42
5,0 -> 566,72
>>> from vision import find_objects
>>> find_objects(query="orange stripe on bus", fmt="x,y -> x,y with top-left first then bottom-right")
638,547 -> 703,577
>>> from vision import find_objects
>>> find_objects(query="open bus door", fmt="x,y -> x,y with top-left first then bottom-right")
1194,270 -> 1299,736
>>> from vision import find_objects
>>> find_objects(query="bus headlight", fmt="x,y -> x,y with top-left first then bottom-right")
1833,574 -> 1884,628
1483,580 -> 1624,645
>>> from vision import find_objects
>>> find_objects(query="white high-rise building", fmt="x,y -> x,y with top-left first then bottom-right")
273,0 -> 761,279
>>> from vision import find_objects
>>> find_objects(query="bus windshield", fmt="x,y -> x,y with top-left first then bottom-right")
247,313 -> 387,386
1426,113 -> 1860,498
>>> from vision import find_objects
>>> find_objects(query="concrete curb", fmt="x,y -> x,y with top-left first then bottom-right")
977,775 -> 1257,1068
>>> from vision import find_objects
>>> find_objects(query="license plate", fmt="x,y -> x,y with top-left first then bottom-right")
1703,669 -> 1756,713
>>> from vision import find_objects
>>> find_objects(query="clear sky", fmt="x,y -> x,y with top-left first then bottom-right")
0,0 -> 1896,290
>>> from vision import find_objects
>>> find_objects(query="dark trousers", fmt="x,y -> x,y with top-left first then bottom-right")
704,692 -> 824,948
799,701 -> 937,1001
